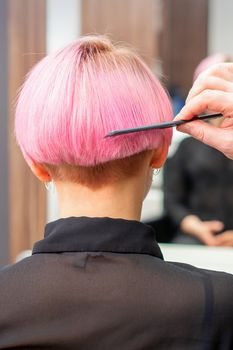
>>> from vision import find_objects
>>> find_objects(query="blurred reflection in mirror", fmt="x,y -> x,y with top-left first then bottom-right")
163,54 -> 233,247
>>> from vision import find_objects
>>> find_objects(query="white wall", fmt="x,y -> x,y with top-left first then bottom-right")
46,0 -> 81,54
208,0 -> 233,55
46,0 -> 81,222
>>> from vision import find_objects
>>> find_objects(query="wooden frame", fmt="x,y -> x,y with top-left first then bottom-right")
81,0 -> 161,69
7,0 -> 47,262
0,0 -> 9,266
82,0 -> 208,96
159,0 -> 208,96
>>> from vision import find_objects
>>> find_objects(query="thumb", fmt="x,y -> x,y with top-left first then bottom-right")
177,120 -> 223,149
205,220 -> 224,233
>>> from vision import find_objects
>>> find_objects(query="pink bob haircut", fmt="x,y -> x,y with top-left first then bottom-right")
15,36 -> 172,168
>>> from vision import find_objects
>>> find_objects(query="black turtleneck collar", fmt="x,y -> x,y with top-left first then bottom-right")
32,217 -> 163,259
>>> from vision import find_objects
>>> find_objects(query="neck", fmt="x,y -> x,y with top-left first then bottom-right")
55,175 -> 150,222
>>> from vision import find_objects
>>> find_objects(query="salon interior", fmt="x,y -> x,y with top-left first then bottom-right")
0,0 -> 232,273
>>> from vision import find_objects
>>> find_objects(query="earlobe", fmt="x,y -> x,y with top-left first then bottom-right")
150,144 -> 168,169
30,163 -> 52,182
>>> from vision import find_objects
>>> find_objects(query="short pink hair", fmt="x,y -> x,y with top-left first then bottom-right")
15,36 -> 172,167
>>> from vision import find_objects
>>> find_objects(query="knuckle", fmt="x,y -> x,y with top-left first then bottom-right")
202,89 -> 218,101
194,73 -> 206,88
202,89 -> 211,99
209,62 -> 226,75
199,76 -> 215,91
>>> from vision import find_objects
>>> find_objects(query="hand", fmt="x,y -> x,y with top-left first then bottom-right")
180,215 -> 224,246
215,230 -> 233,247
175,63 -> 233,160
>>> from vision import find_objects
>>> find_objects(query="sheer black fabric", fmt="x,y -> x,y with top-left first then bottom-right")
0,217 -> 232,349
164,137 -> 233,230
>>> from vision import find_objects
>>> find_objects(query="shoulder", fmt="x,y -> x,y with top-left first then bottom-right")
0,254 -> 51,302
169,261 -> 233,288
0,256 -> 36,294
168,261 -> 233,315
167,137 -> 198,164
176,137 -> 205,153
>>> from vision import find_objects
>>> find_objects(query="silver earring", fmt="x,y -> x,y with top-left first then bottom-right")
44,180 -> 55,193
44,182 -> 50,190
153,168 -> 160,179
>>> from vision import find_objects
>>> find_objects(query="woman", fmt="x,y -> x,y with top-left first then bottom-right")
176,62 -> 233,160
163,126 -> 233,246
0,36 -> 232,349
164,55 -> 233,247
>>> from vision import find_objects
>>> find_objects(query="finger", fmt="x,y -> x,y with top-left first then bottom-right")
207,220 -> 224,232
177,120 -> 233,160
186,76 -> 233,103
221,230 -> 233,235
185,61 -> 233,104
177,120 -> 218,145
221,117 -> 233,128
200,233 -> 218,246
197,63 -> 233,85
175,90 -> 233,120
206,62 -> 233,81
217,232 -> 233,239
215,236 -> 233,247
215,232 -> 233,246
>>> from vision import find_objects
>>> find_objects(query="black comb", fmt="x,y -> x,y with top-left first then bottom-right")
105,113 -> 223,137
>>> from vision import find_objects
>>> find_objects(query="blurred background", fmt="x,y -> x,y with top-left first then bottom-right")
0,0 -> 233,266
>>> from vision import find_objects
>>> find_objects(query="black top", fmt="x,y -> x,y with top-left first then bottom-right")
164,137 -> 233,229
0,217 -> 233,349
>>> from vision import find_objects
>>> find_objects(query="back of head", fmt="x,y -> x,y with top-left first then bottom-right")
15,36 -> 172,184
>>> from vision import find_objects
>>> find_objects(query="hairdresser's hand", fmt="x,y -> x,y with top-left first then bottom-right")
215,230 -> 233,247
180,215 -> 224,246
175,63 -> 233,160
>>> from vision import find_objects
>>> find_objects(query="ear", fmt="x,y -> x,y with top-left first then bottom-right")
30,163 -> 52,182
150,143 -> 169,169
